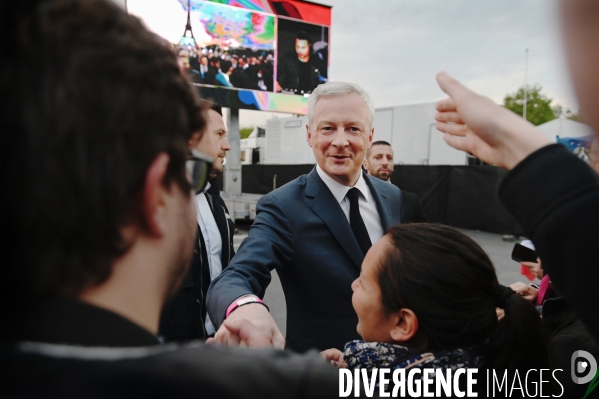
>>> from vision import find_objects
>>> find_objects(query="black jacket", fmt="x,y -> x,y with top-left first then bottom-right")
544,297 -> 599,398
401,190 -> 427,223
159,181 -> 235,341
277,53 -> 323,95
499,144 -> 599,342
499,144 -> 599,398
1,297 -> 338,398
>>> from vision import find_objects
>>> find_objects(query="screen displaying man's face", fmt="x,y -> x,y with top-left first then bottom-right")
295,39 -> 310,62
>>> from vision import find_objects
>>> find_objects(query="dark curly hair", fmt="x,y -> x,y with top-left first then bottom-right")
1,0 -> 206,308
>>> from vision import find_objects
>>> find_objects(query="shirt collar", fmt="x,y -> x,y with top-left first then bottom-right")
202,181 -> 212,195
316,165 -> 370,204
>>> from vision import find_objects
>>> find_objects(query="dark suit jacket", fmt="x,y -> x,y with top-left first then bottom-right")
160,181 -> 235,341
401,191 -> 427,223
207,168 -> 402,352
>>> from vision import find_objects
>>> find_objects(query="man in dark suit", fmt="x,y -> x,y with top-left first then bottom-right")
159,102 -> 235,342
197,55 -> 216,85
363,140 -> 427,223
207,82 -> 403,353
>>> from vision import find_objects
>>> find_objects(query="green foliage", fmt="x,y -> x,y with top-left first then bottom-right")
240,127 -> 254,139
503,84 -> 559,126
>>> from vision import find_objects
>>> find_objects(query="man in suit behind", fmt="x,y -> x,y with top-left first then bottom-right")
207,82 -> 403,352
363,140 -> 427,223
160,102 -> 234,342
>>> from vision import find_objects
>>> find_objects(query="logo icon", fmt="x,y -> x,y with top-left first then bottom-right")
571,350 -> 597,385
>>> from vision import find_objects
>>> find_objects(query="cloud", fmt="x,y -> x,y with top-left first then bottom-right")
321,0 -> 575,108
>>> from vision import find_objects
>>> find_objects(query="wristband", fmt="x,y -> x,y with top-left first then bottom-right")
225,296 -> 269,318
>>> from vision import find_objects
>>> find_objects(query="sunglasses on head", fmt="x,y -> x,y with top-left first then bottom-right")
186,149 -> 213,193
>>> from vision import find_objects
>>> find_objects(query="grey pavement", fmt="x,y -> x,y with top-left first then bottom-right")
232,226 -> 532,337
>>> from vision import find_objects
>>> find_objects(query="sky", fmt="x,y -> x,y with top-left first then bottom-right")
118,0 -> 578,128
240,0 -> 577,128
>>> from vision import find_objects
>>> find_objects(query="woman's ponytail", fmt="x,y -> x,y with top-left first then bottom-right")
485,286 -> 549,371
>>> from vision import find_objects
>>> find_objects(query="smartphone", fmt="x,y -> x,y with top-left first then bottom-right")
511,243 -> 538,263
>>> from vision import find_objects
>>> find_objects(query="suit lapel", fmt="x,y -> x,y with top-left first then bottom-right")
363,173 -> 396,230
305,168 -> 364,269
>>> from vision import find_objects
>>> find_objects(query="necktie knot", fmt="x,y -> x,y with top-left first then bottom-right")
346,187 -> 361,204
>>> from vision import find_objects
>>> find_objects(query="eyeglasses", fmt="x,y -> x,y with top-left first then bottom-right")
186,149 -> 213,193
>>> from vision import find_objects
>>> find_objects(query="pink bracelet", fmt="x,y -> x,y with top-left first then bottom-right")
225,296 -> 269,318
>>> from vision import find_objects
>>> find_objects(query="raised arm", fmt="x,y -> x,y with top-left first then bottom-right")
207,193 -> 294,349
434,71 -> 599,341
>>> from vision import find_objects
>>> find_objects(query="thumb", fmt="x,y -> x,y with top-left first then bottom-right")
436,71 -> 469,100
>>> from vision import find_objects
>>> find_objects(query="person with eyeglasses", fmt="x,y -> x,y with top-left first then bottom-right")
160,102 -> 236,343
0,1 -> 338,397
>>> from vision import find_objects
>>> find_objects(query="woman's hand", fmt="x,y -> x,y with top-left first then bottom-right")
521,258 -> 543,280
320,348 -> 347,368
509,281 -> 539,302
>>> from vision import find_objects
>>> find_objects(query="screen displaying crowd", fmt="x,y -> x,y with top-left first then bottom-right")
178,45 -> 275,92
128,0 -> 330,96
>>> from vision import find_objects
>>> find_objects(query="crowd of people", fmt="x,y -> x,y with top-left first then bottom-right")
177,29 -> 328,95
178,45 -> 275,92
3,0 -> 599,398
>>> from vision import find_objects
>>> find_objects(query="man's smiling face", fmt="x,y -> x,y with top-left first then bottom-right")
307,93 -> 374,186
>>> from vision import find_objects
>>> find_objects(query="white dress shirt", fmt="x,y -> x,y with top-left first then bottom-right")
199,65 -> 208,77
316,165 -> 384,245
196,182 -> 223,335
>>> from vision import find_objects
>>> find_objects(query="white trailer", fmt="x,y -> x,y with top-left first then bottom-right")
264,116 -> 315,165
374,103 -> 467,165
261,104 -> 467,166
240,126 -> 266,165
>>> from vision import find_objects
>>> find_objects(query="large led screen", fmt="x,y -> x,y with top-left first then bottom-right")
127,0 -> 331,114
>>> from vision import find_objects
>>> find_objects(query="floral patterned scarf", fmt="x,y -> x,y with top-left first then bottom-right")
343,339 -> 485,375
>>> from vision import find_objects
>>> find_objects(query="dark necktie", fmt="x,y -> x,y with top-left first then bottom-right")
205,190 -> 230,265
346,188 -> 372,256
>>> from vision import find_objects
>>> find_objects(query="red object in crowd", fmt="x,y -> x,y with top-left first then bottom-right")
520,263 -> 536,281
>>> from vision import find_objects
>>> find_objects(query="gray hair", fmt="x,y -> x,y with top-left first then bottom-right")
307,81 -> 375,129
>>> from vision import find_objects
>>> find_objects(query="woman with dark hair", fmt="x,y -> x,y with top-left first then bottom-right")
322,223 -> 548,392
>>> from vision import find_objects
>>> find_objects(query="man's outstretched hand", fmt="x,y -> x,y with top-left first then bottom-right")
435,71 -> 552,170
207,302 -> 285,349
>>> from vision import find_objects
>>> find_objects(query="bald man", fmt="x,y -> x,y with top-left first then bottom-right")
364,141 -> 427,223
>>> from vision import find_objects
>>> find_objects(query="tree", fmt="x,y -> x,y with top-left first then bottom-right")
240,127 -> 253,139
503,84 -> 560,126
